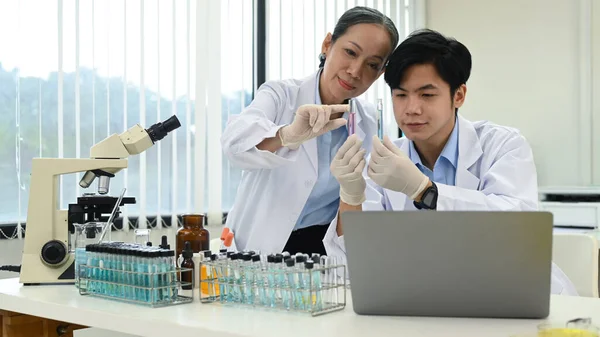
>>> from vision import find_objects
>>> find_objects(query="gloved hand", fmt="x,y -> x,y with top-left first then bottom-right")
279,104 -> 348,149
368,135 -> 430,200
331,134 -> 367,206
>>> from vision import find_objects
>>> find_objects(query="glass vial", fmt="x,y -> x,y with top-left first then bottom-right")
180,241 -> 195,290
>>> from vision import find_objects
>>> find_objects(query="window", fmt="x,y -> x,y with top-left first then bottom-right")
0,0 -> 254,237
0,0 -> 421,238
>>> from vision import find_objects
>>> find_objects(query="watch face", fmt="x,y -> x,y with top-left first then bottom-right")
423,192 -> 434,206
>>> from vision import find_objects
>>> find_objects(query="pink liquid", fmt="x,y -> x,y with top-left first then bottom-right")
348,112 -> 356,135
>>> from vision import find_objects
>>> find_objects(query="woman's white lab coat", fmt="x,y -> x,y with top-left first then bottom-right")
322,114 -> 579,296
221,70 -> 378,253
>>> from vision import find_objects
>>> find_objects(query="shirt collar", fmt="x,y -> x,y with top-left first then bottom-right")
408,118 -> 459,169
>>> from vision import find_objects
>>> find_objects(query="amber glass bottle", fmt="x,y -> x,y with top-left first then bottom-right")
180,241 -> 194,290
176,214 -> 209,265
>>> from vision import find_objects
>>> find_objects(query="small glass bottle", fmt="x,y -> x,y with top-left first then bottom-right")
176,214 -> 209,266
180,241 -> 195,290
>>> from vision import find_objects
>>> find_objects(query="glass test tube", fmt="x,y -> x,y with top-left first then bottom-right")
348,98 -> 357,136
377,98 -> 384,139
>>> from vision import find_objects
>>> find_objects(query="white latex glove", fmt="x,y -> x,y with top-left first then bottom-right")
367,135 -> 430,200
330,134 -> 367,206
279,104 -> 348,149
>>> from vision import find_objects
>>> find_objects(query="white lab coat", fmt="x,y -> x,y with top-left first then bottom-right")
322,114 -> 578,296
221,70 -> 378,253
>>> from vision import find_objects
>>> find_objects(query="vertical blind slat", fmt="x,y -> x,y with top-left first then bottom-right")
185,0 -> 192,213
75,0 -> 81,200
171,0 -> 179,227
194,0 -> 207,215
139,0 -> 147,229
156,0 -> 162,228
206,0 -> 222,226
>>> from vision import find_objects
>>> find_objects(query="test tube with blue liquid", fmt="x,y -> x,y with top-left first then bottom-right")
265,255 -> 276,307
294,255 -> 306,310
311,254 -> 323,310
284,259 -> 297,310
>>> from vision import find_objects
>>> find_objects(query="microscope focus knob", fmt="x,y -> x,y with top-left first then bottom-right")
41,240 -> 68,266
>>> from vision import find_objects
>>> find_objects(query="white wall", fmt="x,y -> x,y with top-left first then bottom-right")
426,0 -> 598,187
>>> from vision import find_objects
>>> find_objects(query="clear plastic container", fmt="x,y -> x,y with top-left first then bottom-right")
73,222 -> 104,289
134,228 -> 152,244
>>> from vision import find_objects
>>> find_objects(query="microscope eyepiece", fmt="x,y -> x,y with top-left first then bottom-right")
146,115 -> 181,143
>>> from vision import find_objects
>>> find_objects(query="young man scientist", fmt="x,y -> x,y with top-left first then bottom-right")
325,29 -> 578,296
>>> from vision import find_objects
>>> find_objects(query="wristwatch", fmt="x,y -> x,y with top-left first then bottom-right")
413,181 -> 438,210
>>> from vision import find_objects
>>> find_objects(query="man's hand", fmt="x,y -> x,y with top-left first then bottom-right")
331,134 -> 367,206
367,135 -> 430,200
279,104 -> 348,149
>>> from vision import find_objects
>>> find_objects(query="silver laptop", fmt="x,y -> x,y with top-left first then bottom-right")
341,211 -> 553,318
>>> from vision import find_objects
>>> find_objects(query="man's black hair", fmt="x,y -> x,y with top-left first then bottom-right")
384,29 -> 472,99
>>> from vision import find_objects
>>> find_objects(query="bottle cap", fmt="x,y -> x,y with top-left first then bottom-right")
267,254 -> 275,263
285,258 -> 295,267
242,253 -> 252,261
252,255 -> 260,262
182,241 -> 193,259
160,235 -> 170,250
203,250 -> 211,258
305,261 -> 314,269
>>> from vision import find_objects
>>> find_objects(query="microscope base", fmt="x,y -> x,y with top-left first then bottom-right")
19,254 -> 75,285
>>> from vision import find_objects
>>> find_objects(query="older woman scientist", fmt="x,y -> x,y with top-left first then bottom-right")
220,6 -> 399,255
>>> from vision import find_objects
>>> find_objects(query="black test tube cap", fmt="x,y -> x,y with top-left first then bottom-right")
160,235 -> 170,250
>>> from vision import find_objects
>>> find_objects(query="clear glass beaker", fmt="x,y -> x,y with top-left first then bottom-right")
73,222 -> 104,289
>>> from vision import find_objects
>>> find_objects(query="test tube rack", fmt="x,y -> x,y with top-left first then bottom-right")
198,257 -> 347,316
78,264 -> 194,308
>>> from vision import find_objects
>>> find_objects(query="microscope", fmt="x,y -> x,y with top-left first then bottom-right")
19,115 -> 181,285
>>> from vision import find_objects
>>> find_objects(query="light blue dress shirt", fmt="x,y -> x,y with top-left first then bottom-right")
294,72 -> 348,230
408,119 -> 459,186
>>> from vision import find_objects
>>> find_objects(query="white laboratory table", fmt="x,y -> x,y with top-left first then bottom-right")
1,277 -> 600,337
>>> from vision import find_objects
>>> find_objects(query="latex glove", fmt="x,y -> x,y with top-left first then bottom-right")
279,104 -> 348,149
367,135 -> 430,200
331,134 -> 367,206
